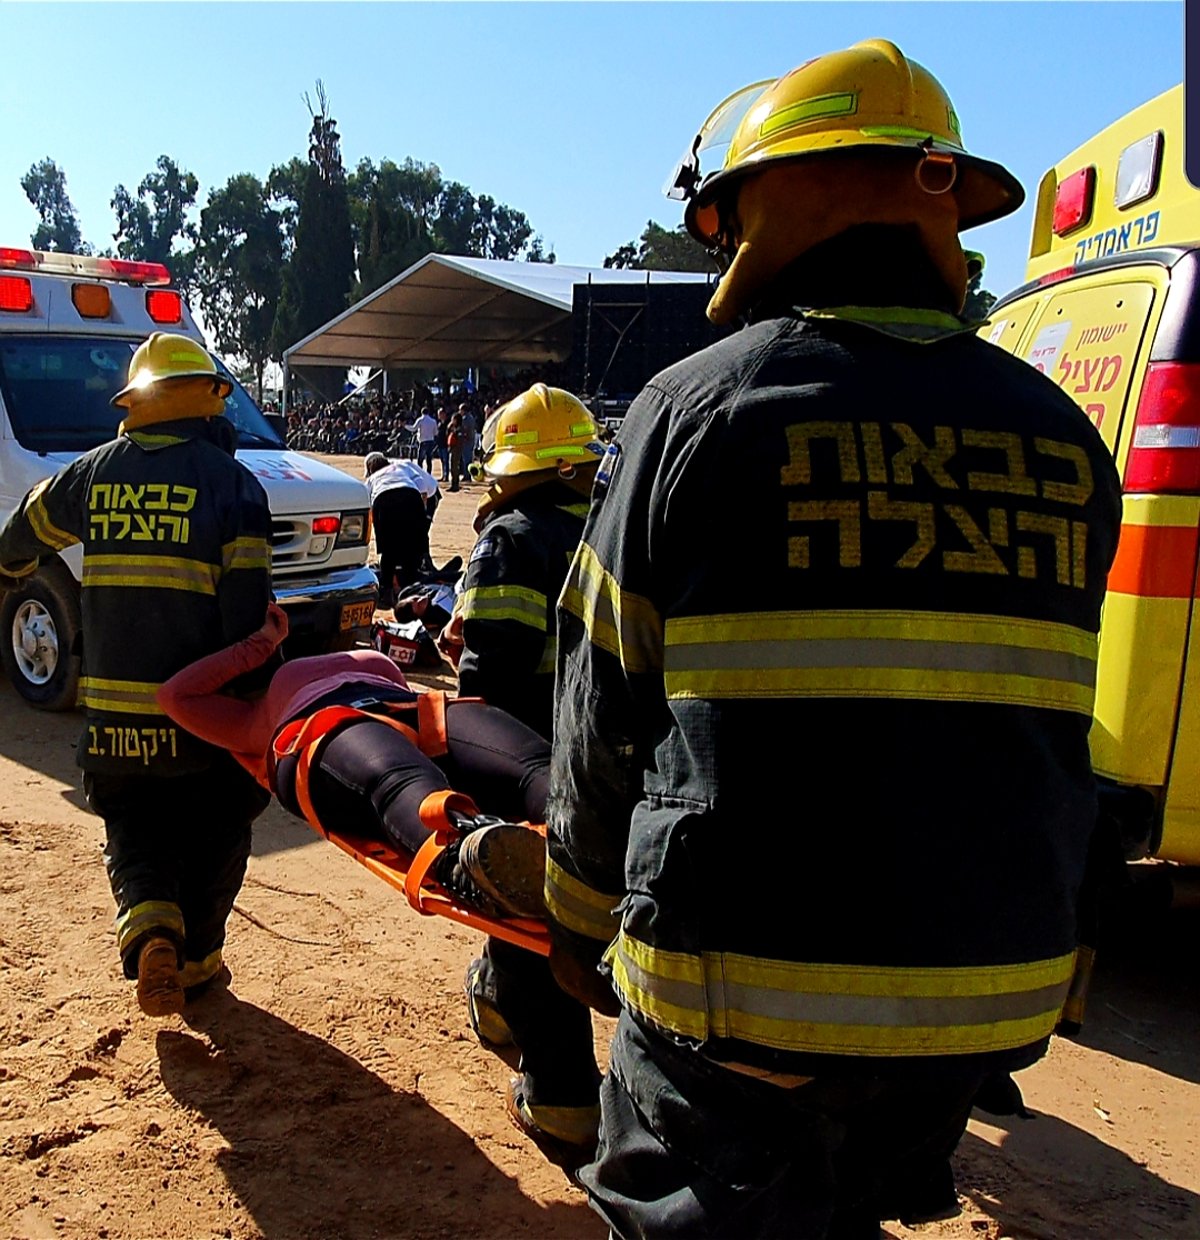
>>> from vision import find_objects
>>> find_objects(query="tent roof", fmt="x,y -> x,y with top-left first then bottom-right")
282,254 -> 713,370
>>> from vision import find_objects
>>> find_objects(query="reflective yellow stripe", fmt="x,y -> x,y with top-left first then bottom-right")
560,542 -> 662,674
535,637 -> 557,676
664,609 -> 1097,715
803,306 -> 975,342
544,855 -> 621,942
610,931 -> 1076,1056
179,950 -> 223,989
28,493 -> 76,551
459,584 -> 547,629
534,445 -> 592,460
80,676 -> 164,716
759,91 -> 857,138
116,899 -> 183,955
126,431 -> 186,448
561,502 -> 591,519
83,554 -> 219,596
502,429 -> 539,446
222,536 -> 270,573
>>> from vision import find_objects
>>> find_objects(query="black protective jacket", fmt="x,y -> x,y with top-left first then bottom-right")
0,418 -> 271,776
546,243 -> 1122,1075
458,481 -> 590,738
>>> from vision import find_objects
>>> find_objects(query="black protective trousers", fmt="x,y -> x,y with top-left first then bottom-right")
372,486 -> 432,601
305,698 -> 550,852
581,1011 -> 989,1240
85,756 -> 271,979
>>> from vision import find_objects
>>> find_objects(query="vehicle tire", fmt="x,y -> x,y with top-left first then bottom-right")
0,562 -> 82,711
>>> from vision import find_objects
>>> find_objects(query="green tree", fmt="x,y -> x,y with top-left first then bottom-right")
20,158 -> 88,254
347,157 -> 552,297
348,157 -> 438,296
194,174 -> 283,402
111,155 -> 199,287
272,82 -> 356,368
604,220 -> 714,273
266,155 -> 307,258
432,183 -> 541,260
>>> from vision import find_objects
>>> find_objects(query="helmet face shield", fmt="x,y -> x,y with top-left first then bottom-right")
663,80 -> 774,203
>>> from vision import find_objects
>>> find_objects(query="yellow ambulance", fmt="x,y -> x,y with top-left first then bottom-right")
985,84 -> 1200,867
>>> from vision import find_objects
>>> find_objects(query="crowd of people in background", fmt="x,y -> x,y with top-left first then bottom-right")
276,367 -> 577,492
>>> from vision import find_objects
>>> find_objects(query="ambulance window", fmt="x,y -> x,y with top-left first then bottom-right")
0,337 -> 133,451
0,337 -> 283,452
210,359 -> 284,448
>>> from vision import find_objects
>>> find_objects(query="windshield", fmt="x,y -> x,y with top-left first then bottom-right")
0,335 -> 284,454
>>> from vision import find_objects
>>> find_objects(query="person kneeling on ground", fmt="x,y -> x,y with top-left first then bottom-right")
363,451 -> 441,608
157,603 -> 549,922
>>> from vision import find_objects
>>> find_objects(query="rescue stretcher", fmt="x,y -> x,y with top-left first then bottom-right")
271,701 -> 552,956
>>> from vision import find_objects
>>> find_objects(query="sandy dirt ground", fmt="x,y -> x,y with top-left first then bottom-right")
1,454 -> 1198,1240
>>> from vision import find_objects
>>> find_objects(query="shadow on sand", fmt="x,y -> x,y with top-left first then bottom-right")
157,989 -> 600,1240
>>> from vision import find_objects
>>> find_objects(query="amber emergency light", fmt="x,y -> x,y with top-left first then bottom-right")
72,283 -> 111,318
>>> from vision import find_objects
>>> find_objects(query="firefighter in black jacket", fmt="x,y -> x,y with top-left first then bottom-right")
452,384 -> 605,1162
0,333 -> 272,1018
545,41 -> 1123,1238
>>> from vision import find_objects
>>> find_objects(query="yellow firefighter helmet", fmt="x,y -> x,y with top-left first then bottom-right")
680,39 -> 1023,249
111,331 -> 232,414
483,385 -> 603,478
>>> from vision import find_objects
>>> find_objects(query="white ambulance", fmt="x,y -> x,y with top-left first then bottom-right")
0,246 -> 378,710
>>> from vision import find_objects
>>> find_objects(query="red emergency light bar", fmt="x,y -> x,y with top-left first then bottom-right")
0,246 -> 171,286
1052,167 -> 1095,236
0,247 -> 36,269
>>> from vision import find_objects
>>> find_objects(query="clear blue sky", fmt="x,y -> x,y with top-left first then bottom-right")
0,2 -> 1183,306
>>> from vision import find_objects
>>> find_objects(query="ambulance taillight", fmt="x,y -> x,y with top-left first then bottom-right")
1124,362 -> 1200,493
0,276 -> 33,313
1053,167 -> 1096,236
146,290 -> 182,324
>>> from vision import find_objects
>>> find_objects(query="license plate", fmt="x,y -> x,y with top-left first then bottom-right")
340,600 -> 375,631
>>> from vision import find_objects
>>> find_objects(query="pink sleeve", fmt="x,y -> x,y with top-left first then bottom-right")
157,630 -> 278,756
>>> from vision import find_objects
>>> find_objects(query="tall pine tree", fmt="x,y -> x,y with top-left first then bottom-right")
272,82 -> 355,369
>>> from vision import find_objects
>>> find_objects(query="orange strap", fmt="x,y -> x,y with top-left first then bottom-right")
417,691 -> 450,758
272,703 -> 419,835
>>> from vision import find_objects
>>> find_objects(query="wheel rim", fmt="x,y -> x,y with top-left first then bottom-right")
11,599 -> 59,686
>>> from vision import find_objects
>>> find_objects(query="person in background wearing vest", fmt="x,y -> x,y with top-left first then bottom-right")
544,41 -> 1122,1238
0,334 -> 274,1017
443,385 -> 607,1166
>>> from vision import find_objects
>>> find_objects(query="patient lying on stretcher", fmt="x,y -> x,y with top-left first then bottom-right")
157,602 -> 549,920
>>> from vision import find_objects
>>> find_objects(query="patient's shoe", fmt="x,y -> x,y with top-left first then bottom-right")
435,822 -> 545,919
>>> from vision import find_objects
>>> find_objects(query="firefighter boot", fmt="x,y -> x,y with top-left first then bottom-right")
505,1074 -> 601,1170
464,956 -> 516,1049
136,936 -> 185,1017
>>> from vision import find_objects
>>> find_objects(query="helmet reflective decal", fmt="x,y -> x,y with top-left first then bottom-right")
758,92 -> 858,141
